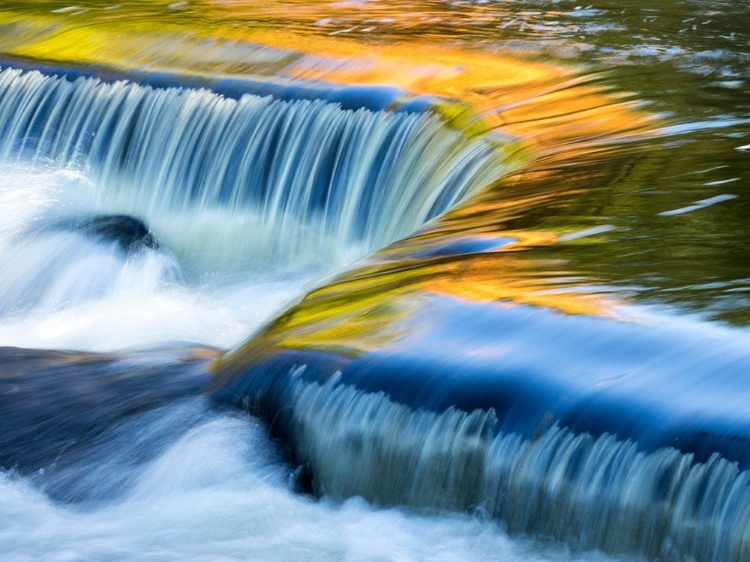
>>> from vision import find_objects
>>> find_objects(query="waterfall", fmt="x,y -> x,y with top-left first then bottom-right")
0,67 -> 507,267
272,369 -> 750,561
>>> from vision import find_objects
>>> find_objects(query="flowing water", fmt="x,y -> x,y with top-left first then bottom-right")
0,1 -> 748,561
0,65 -> 502,351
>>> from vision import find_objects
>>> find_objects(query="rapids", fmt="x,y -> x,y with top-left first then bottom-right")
0,1 -> 748,561
0,67 -> 505,268
0,399 -> 621,562
0,166 -> 311,351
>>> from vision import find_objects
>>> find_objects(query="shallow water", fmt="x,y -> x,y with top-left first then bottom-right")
0,1 -> 748,561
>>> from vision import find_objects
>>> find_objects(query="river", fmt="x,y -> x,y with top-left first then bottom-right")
0,1 -> 747,561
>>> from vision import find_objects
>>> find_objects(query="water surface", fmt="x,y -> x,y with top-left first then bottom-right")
0,1 -> 747,561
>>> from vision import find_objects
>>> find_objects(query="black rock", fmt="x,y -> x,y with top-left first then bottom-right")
54,214 -> 159,253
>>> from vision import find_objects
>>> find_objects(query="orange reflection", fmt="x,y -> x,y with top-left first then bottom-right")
1,1 -> 654,162
0,1 -> 655,362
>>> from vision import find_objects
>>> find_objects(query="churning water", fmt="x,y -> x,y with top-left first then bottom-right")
0,0 -> 748,561
0,65 -> 578,562
0,166 -> 309,352
0,399 -> 624,562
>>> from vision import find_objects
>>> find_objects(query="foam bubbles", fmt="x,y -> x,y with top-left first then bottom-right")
0,402 -> 622,562
0,165 -> 312,351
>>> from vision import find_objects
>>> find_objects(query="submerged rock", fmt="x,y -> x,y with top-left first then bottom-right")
0,346 -> 214,479
62,214 -> 160,254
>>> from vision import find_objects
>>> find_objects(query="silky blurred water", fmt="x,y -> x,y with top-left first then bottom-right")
0,1 -> 747,561
0,399 -> 630,562
0,122 -> 628,562
0,166 -> 316,351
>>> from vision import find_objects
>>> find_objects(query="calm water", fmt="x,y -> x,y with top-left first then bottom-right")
0,1 -> 747,561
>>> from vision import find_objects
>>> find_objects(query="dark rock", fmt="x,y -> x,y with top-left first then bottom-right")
76,214 -> 159,252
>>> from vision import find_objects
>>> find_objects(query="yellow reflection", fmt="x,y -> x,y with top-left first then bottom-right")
0,1 -> 655,363
216,238 -> 618,369
0,2 -> 654,160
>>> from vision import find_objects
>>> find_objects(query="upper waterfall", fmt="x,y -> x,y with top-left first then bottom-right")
0,67 -> 508,269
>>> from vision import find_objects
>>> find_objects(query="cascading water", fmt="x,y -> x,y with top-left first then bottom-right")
213,293 -> 750,562
0,54 -> 616,562
1,0 -> 748,558
0,67 -> 505,272
281,373 -> 750,561
0,65 -> 508,352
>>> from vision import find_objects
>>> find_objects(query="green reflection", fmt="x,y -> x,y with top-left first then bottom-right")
1,0 -> 748,327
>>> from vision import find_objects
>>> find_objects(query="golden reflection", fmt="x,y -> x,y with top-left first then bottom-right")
216,237 -> 618,369
422,255 -> 615,317
0,2 -> 654,160
0,1 -> 656,362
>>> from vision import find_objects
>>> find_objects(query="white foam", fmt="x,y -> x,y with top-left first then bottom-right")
0,165 -> 312,351
0,403 -> 621,562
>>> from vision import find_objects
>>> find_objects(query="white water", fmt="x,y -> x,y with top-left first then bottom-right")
0,399 -> 624,562
0,66 -> 508,349
0,68 -> 623,562
286,372 -> 750,561
0,166 -> 313,351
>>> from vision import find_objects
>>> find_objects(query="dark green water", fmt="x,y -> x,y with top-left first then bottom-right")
474,0 -> 750,325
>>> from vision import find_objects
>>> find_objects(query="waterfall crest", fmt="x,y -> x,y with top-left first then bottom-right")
284,371 -> 750,562
0,67 -> 507,264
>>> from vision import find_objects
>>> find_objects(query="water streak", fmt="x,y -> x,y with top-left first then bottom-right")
0,168 -> 309,352
282,370 -> 750,562
0,67 -> 507,263
0,399 -> 619,562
